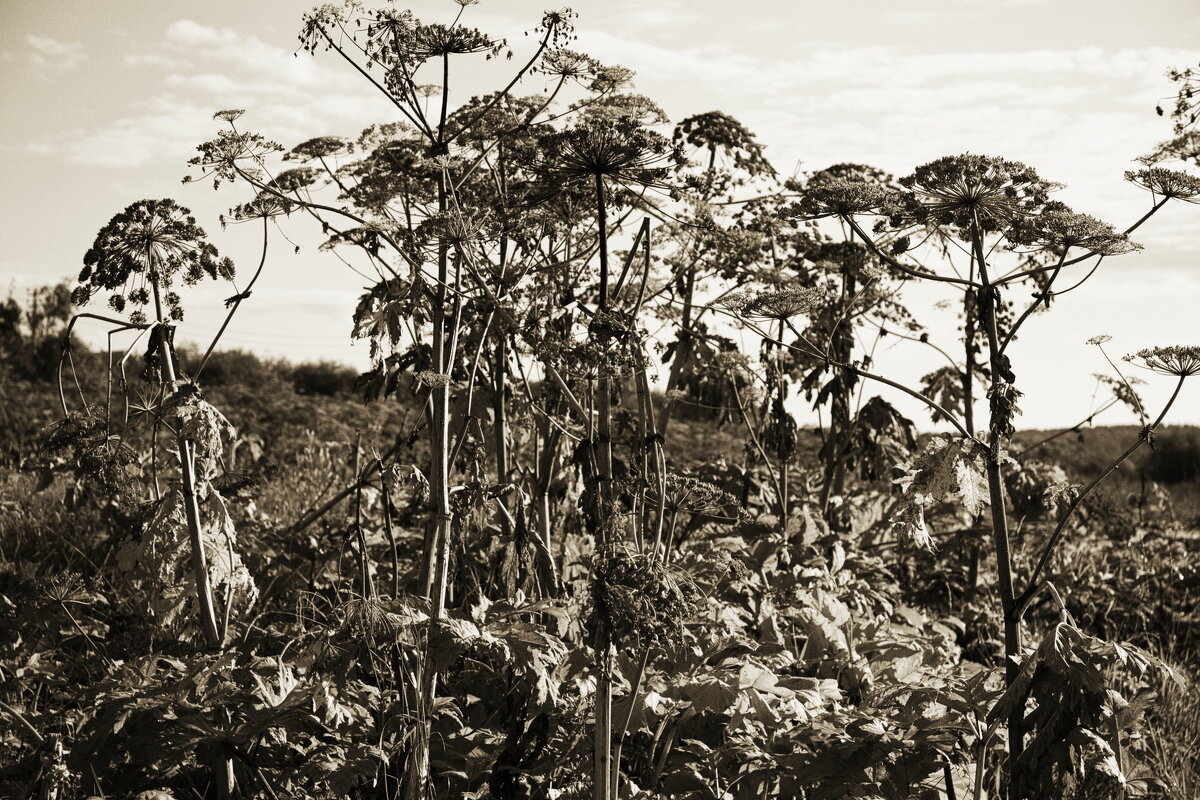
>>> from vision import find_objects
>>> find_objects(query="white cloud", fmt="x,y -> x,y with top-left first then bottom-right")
66,19 -> 398,169
26,34 -> 86,72
608,0 -> 702,40
165,73 -> 243,96
57,18 -> 1200,255
162,20 -> 348,95
65,98 -> 216,168
123,53 -> 185,69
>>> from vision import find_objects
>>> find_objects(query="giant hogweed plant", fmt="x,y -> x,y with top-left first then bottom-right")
48,198 -> 264,796
183,5 -> 691,797
651,148 -> 921,533
745,152 -> 1199,799
12,4 -> 1200,798
59,199 -> 257,651
181,13 -> 1199,800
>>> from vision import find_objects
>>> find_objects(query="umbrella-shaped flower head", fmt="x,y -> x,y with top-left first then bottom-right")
1124,167 -> 1200,203
1124,346 -> 1200,377
543,116 -> 677,193
1010,210 -> 1141,256
899,154 -> 1056,232
76,199 -> 233,323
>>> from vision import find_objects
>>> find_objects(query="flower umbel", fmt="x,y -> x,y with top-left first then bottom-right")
542,116 -> 677,197
1012,211 -> 1140,256
792,178 -> 888,219
1123,346 -> 1200,377
899,154 -> 1055,230
740,287 -> 825,321
76,199 -> 234,322
1124,168 -> 1200,203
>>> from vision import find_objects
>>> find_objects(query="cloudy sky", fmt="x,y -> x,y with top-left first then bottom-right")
2,0 -> 1198,428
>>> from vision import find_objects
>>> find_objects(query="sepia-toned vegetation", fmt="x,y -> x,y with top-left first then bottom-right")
2,5 -> 1200,799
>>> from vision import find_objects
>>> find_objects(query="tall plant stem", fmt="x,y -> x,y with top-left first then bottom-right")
492,235 -> 511,488
411,116 -> 455,796
612,648 -> 652,795
658,263 -> 696,436
150,280 -> 222,651
378,468 -> 400,598
963,287 -> 977,436
595,175 -> 615,511
594,625 -> 614,800
596,173 -> 610,311
775,317 -> 789,522
637,369 -> 668,557
534,404 -> 562,597
592,171 -> 615,800
151,276 -> 232,799
632,225 -> 668,555
425,225 -> 453,618
961,280 -> 983,589
969,214 -> 1021,800
492,337 -> 512,539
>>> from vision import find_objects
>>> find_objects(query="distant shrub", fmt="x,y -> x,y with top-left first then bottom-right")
179,347 -> 274,390
288,360 -> 358,396
1147,426 -> 1200,484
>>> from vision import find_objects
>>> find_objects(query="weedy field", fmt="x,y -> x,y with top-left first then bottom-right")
2,4 -> 1200,799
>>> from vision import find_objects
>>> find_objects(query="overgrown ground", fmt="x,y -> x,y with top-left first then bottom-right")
3,6 -> 1200,797
2,343 -> 1199,798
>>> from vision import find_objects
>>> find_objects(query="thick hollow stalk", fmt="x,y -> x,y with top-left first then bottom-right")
151,279 -> 231,798
594,176 -> 615,513
658,265 -> 696,436
591,171 -> 616,800
774,318 -> 790,523
151,281 -> 222,650
411,162 -> 454,800
594,626 -> 614,800
969,216 -> 1022,799
427,170 -> 455,618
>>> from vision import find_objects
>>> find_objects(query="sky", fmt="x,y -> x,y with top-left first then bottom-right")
1,0 -> 1199,429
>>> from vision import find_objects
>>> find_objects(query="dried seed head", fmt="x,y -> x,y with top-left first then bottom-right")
741,287 -> 824,321
1123,346 -> 1200,377
715,288 -> 755,314
78,198 -> 233,321
1012,210 -> 1140,255
899,153 -> 1056,230
1124,168 -> 1200,202
793,178 -> 888,219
